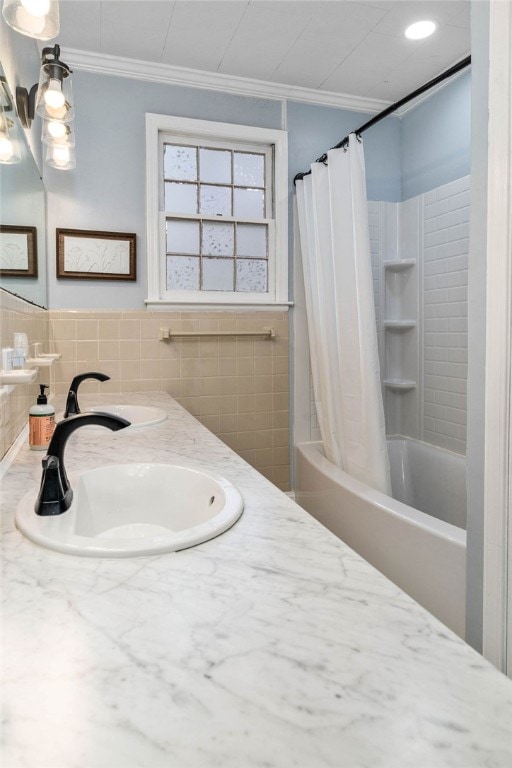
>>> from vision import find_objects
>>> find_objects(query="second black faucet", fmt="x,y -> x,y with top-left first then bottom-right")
64,372 -> 110,418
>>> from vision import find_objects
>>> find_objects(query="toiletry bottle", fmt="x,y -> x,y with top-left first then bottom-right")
29,385 -> 55,451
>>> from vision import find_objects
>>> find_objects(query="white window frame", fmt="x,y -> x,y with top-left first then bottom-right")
145,113 -> 288,309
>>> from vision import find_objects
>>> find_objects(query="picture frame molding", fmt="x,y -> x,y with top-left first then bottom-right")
56,228 -> 137,281
0,225 -> 38,278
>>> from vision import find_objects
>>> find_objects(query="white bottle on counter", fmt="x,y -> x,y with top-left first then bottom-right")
29,385 -> 55,451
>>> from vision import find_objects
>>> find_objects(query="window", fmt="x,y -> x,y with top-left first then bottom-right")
146,115 -> 288,308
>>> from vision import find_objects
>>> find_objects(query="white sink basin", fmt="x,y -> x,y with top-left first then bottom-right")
88,404 -> 167,428
16,463 -> 243,557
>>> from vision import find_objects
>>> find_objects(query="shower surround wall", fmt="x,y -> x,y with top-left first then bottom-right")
304,176 -> 469,456
380,176 -> 469,454
422,177 -> 469,454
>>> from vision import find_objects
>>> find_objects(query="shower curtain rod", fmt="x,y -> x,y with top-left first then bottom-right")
293,55 -> 471,185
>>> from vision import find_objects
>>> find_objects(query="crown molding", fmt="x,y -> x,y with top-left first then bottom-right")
61,47 -> 389,115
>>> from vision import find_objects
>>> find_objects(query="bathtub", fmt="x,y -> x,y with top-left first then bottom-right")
295,437 -> 467,637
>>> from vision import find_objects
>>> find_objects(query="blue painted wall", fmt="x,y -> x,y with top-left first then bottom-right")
44,66 -> 470,308
45,71 -> 283,309
289,70 -> 471,206
400,70 -> 471,200
287,101 -> 401,202
45,71 -> 401,309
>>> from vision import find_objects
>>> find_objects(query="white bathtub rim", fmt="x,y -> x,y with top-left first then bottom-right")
296,441 -> 466,549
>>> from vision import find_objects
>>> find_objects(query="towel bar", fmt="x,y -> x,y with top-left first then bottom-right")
159,327 -> 275,340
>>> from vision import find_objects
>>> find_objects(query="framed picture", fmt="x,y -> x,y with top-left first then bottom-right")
56,228 -> 136,281
0,225 -> 38,277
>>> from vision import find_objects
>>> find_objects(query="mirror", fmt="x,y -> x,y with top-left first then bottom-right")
0,62 -> 47,308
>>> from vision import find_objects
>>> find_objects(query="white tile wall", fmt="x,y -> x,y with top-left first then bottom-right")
423,176 -> 469,454
302,179 -> 469,458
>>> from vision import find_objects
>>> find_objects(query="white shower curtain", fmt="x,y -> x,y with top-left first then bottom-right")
296,133 -> 391,495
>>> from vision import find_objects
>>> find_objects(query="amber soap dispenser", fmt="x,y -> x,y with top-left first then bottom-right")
29,385 -> 55,451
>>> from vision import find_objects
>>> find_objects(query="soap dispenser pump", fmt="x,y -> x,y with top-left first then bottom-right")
29,384 -> 55,451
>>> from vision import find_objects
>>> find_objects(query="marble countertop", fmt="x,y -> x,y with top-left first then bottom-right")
2,392 -> 512,768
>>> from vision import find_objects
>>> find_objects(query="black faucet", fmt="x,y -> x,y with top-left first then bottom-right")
64,372 -> 110,418
35,412 -> 131,516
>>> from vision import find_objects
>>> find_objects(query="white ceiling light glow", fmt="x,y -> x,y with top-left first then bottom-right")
405,20 -> 437,40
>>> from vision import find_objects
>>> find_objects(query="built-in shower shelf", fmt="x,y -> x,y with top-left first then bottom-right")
383,379 -> 416,392
383,259 -> 416,272
383,320 -> 416,331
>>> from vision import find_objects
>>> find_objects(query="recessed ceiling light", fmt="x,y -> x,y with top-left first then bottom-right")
405,20 -> 437,40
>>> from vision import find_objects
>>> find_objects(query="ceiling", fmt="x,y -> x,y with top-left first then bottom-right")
58,0 -> 471,102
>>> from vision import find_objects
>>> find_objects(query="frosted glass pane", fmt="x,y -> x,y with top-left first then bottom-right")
233,188 -> 264,218
200,185 -> 232,216
234,152 -> 264,187
236,223 -> 267,258
167,256 -> 200,290
202,258 -> 234,291
165,182 -> 198,214
166,220 -> 200,255
202,222 -> 234,256
164,145 -> 197,181
199,149 -> 231,184
236,259 -> 267,292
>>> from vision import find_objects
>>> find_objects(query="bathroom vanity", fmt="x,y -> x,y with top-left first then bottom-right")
2,392 -> 511,767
